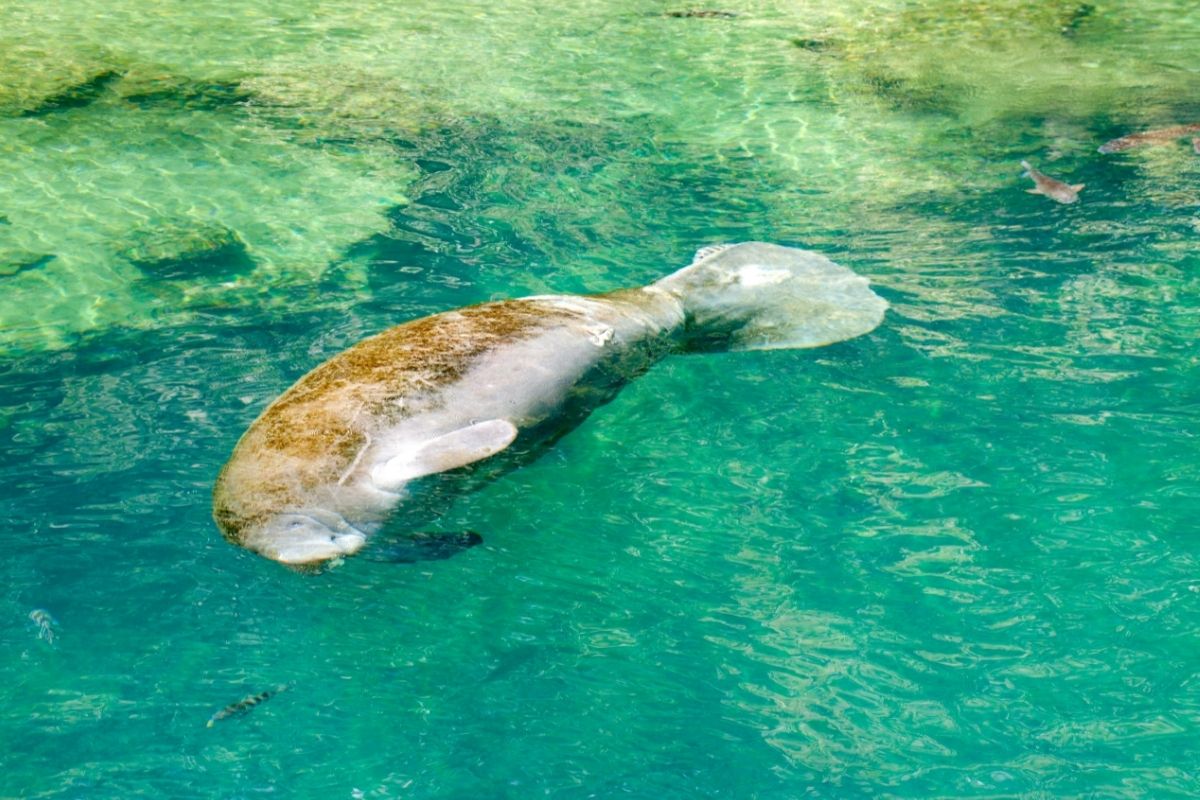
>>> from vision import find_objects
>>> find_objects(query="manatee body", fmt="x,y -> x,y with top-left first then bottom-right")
213,242 -> 887,567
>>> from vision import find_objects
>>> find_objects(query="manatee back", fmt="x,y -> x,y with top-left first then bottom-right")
212,299 -> 585,543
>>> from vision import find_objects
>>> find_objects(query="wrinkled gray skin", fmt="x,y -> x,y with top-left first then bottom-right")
213,242 -> 887,568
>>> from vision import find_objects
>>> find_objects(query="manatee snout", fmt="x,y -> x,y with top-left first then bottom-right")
245,513 -> 368,567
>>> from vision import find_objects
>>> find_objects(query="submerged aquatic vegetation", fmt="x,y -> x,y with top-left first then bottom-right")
0,42 -> 123,117
1,0 -> 1197,356
0,88 -> 411,353
118,221 -> 253,280
809,0 -> 1198,122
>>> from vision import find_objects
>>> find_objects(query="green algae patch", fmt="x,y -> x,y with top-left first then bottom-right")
116,71 -> 253,113
0,43 -> 124,117
0,247 -> 55,278
240,66 -> 430,143
19,69 -> 124,117
0,98 -> 411,354
119,222 -> 253,280
3,0 -> 1200,354
793,0 -> 1200,125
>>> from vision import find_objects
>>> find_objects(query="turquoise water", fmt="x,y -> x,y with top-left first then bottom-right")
4,1 -> 1200,797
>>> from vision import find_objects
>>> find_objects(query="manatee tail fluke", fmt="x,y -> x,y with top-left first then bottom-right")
653,242 -> 888,352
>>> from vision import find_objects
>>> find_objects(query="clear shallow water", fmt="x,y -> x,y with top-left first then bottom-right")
3,1 -> 1200,797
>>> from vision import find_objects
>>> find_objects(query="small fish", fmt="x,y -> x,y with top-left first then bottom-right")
665,9 -> 738,19
1059,3 -> 1095,38
29,609 -> 57,645
791,37 -> 830,51
1098,123 -> 1200,154
1021,160 -> 1084,204
206,684 -> 287,728
1193,137 -> 1200,155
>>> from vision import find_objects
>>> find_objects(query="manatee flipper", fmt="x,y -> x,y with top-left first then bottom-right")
373,419 -> 518,490
367,531 -> 483,563
653,242 -> 888,351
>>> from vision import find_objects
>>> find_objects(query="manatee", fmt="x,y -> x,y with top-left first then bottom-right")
213,243 -> 888,568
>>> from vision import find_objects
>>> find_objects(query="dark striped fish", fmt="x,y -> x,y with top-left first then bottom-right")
665,9 -> 738,18
1098,123 -> 1200,154
206,685 -> 287,727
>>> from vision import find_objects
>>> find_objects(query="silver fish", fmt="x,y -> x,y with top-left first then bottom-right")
1098,123 -> 1200,154
29,609 -> 56,644
1021,160 -> 1084,204
206,684 -> 287,727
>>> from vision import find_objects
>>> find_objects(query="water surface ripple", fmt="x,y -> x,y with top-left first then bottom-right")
3,1 -> 1200,797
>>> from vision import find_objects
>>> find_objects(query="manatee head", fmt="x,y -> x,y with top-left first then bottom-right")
237,512 -> 368,567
